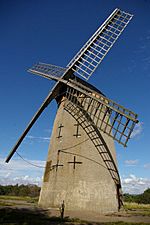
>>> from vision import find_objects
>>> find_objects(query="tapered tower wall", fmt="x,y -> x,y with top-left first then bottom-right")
39,97 -> 120,214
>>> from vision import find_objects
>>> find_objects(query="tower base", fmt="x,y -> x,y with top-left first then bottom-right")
39,98 -> 121,214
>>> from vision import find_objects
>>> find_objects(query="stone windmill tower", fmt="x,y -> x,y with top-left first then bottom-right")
6,8 -> 138,214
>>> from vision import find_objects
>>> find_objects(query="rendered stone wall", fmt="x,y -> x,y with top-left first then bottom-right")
39,98 -> 120,214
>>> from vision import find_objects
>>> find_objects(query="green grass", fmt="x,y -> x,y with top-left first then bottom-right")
0,201 -> 15,206
124,202 -> 150,210
0,195 -> 38,202
123,202 -> 150,217
0,195 -> 38,207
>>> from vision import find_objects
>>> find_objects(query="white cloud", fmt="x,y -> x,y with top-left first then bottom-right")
0,175 -> 42,186
128,30 -> 150,74
124,159 -> 139,166
144,163 -> 150,169
131,122 -> 143,138
0,157 -> 45,171
121,174 -> 150,194
44,128 -> 52,134
26,135 -> 50,143
0,157 -> 45,186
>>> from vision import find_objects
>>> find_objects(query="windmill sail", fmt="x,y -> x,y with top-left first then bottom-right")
5,91 -> 55,163
29,9 -> 133,82
67,8 -> 133,80
29,63 -> 67,80
65,79 -> 138,147
28,67 -> 138,147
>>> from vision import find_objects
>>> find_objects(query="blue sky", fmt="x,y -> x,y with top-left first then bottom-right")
0,0 -> 150,194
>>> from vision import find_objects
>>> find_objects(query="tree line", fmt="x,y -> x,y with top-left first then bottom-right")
0,184 -> 41,197
123,188 -> 150,204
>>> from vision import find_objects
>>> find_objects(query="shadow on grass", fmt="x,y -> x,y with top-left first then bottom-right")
0,207 -> 75,225
1,207 -> 148,225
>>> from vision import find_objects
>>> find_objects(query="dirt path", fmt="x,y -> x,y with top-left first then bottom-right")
48,207 -> 150,224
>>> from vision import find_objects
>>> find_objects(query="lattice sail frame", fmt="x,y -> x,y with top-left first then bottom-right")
30,62 -> 67,79
28,66 -> 138,147
67,8 -> 133,80
64,80 -> 138,147
29,9 -> 133,82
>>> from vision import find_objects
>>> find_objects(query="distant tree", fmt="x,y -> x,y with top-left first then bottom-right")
0,184 -> 41,197
123,193 -> 134,202
138,188 -> 150,204
0,185 -> 5,195
28,184 -> 41,197
123,188 -> 150,204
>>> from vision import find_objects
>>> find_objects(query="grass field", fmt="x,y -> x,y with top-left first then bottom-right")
0,195 -> 150,224
0,195 -> 38,202
123,202 -> 150,218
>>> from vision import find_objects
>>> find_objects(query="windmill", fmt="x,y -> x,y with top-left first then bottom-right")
6,8 -> 138,214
